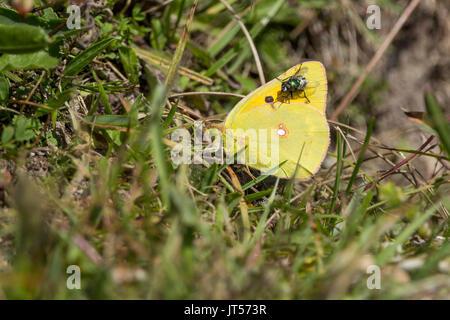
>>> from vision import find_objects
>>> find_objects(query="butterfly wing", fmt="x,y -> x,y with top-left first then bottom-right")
225,102 -> 329,180
225,61 -> 327,129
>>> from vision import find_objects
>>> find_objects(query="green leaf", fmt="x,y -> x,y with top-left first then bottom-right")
329,132 -> 344,215
92,70 -> 112,114
85,115 -> 131,128
0,73 -> 10,101
208,23 -> 240,57
425,93 -> 450,157
63,38 -> 116,76
150,18 -> 167,51
14,117 -> 35,142
253,178 -> 280,243
4,71 -> 22,83
200,163 -> 218,193
414,239 -> 450,279
0,7 -> 74,39
0,25 -> 50,54
242,161 -> 287,191
132,4 -> 146,22
163,100 -> 178,130
0,7 -> 60,31
41,8 -> 59,20
346,117 -> 375,195
246,189 -> 273,202
376,202 -> 440,266
379,182 -> 406,208
1,126 -> 14,144
118,46 -> 139,84
48,88 -> 74,110
0,50 -> 59,72
149,85 -> 170,208
105,130 -> 123,147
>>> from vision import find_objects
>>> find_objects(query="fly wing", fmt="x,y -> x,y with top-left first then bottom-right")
280,65 -> 309,81
293,65 -> 309,78
305,80 -> 321,89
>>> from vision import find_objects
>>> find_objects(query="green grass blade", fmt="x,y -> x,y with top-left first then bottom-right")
63,38 -> 115,76
425,93 -> 450,157
252,178 -> 279,243
0,25 -> 50,54
92,70 -> 112,114
241,160 -> 287,191
376,201 -> 442,266
346,117 -> 375,195
329,131 -> 344,214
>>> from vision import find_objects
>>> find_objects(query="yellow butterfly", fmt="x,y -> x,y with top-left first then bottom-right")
224,61 -> 329,180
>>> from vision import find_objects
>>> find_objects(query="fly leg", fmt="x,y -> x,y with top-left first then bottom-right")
286,92 -> 292,104
302,91 -> 310,104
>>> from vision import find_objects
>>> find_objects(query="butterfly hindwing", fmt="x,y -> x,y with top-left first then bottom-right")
224,62 -> 329,179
